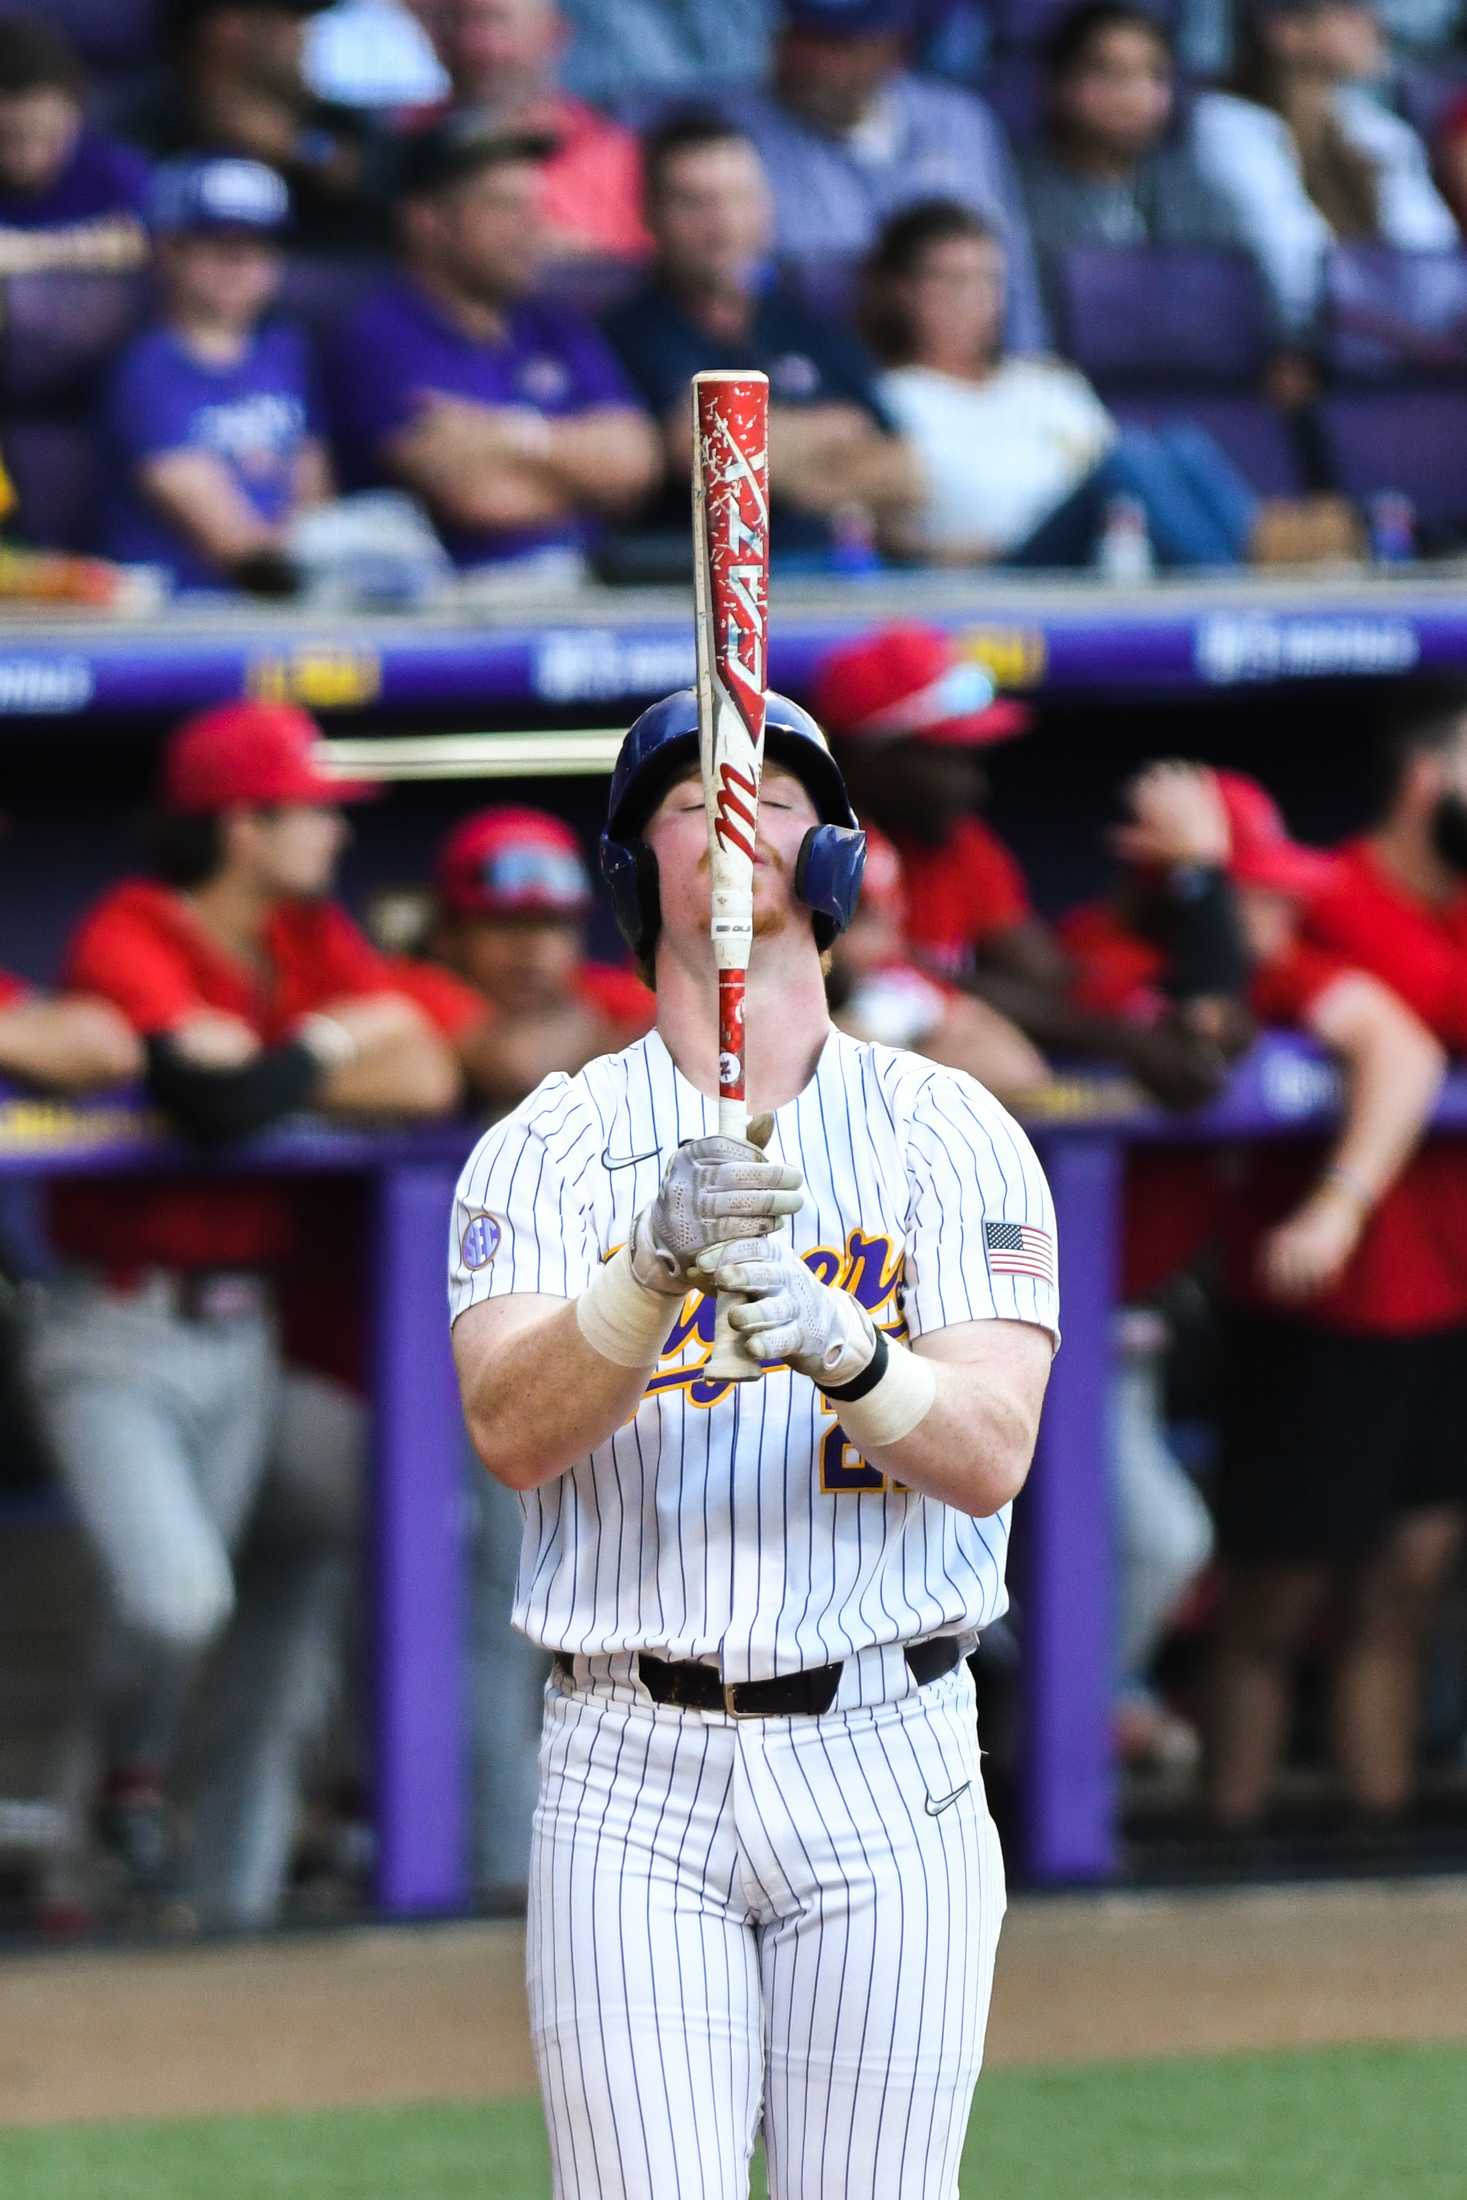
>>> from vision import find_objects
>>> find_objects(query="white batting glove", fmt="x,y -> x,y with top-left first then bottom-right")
629,1115 -> 804,1297
697,1235 -> 879,1386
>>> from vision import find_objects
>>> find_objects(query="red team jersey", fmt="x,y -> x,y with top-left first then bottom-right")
50,880 -> 409,1272
896,817 -> 1031,975
389,956 -> 654,1042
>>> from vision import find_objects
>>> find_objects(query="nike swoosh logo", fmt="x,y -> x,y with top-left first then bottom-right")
923,1782 -> 972,1818
602,1145 -> 662,1171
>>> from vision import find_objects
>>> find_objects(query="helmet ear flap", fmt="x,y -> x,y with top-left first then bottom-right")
599,832 -> 662,960
795,823 -> 868,950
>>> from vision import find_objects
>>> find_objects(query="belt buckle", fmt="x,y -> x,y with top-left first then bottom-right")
722,1681 -> 764,1719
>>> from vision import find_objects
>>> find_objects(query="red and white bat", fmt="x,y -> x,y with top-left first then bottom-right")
691,369 -> 770,1379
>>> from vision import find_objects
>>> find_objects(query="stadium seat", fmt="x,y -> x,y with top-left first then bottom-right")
1317,389 -> 1467,541
4,421 -> 101,552
1055,246 -> 1272,387
0,272 -> 150,408
1322,247 -> 1467,383
50,0 -> 159,72
984,0 -> 1175,46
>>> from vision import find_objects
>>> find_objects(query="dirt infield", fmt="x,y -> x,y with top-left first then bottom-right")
4,1879 -> 1467,2129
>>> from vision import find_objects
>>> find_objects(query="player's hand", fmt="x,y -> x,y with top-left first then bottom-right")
170,1011 -> 262,1069
1258,1185 -> 1364,1302
629,1115 -> 804,1297
698,1235 -> 877,1386
1111,762 -> 1230,871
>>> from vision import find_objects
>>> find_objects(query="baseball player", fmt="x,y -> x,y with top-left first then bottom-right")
28,699 -> 459,1927
451,691 -> 1059,2200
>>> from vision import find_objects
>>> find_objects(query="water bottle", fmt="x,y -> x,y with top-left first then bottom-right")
1096,494 -> 1155,584
828,503 -> 883,577
1368,491 -> 1416,568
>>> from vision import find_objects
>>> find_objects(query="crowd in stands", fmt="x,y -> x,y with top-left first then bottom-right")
3,640 -> 1467,1925
4,0 -> 1467,588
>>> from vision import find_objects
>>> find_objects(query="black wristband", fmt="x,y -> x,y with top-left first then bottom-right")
823,1325 -> 889,1402
1164,866 -> 1246,1001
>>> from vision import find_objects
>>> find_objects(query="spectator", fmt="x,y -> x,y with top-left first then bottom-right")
119,0 -> 395,254
556,0 -> 775,107
814,622 -> 1242,1106
603,111 -> 921,565
329,111 -> 658,576
728,0 -> 1049,352
393,805 -> 653,1103
429,0 -> 651,261
0,15 -> 150,274
98,158 -> 329,598
26,700 -> 459,1929
1019,4 -> 1247,327
1064,764 -> 1442,1782
1191,0 -> 1457,337
827,821 -> 1048,1106
862,198 -> 1360,569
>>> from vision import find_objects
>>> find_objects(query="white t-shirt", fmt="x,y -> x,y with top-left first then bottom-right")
878,359 -> 1116,555
449,1025 -> 1059,1680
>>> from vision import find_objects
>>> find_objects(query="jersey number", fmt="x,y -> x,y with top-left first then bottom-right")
820,1422 -> 887,1495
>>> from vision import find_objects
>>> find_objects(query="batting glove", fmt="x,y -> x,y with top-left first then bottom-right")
629,1115 -> 804,1297
697,1235 -> 878,1387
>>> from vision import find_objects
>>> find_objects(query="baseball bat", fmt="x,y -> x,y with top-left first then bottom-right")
691,369 -> 771,1382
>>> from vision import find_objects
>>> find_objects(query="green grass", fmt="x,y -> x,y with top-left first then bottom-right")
3,2042 -> 1465,2199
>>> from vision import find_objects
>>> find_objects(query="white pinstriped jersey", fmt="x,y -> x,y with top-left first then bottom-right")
449,1026 -> 1058,1682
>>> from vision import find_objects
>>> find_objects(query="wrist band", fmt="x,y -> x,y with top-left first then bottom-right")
825,1332 -> 937,1452
575,1245 -> 675,1369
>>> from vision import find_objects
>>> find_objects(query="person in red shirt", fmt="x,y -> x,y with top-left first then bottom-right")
394,803 -> 653,1106
814,622 -> 1233,1108
27,699 -> 460,1929
423,0 -> 651,262
826,820 -> 1046,1104
1068,760 -> 1446,1827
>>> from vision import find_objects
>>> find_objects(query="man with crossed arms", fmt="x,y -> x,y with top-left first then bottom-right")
450,690 -> 1058,2200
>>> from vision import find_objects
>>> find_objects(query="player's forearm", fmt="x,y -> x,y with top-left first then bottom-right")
458,1296 -> 655,1490
319,1027 -> 461,1117
539,411 -> 660,513
858,1354 -> 1044,1518
1312,985 -> 1445,1207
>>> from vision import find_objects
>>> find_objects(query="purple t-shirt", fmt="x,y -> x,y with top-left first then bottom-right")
0,130 -> 150,230
100,319 -> 320,590
329,276 -> 642,567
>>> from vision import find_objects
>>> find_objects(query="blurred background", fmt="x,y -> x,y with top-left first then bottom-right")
0,0 -> 1466,2188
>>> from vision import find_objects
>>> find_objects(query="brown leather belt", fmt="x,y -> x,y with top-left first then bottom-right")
555,1637 -> 962,1718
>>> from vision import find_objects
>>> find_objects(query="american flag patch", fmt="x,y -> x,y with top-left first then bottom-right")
984,1220 -> 1056,1285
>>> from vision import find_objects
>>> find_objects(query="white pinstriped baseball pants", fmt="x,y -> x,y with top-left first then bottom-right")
528,1649 -> 1005,2200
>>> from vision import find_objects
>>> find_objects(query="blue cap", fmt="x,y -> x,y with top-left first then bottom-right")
149,157 -> 291,238
781,0 -> 918,33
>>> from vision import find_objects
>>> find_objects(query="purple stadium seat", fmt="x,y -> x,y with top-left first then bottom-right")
4,421 -> 101,553
1056,247 -> 1271,386
1323,247 -> 1467,382
984,0 -> 1175,46
1317,390 -> 1467,537
49,0 -> 159,73
1398,60 -> 1467,148
0,271 -> 150,406
1110,394 -> 1306,497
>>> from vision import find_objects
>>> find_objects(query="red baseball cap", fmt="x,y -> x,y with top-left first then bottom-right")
812,624 -> 1032,747
1217,772 -> 1338,900
162,701 -> 380,813
437,807 -> 592,919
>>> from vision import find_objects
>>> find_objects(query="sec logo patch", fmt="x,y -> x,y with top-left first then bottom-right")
461,1213 -> 502,1270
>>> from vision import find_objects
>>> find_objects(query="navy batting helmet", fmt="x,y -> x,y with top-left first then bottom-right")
600,689 -> 867,961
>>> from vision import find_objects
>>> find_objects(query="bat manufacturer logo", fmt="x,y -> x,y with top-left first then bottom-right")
700,393 -> 769,748
718,1051 -> 740,1088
